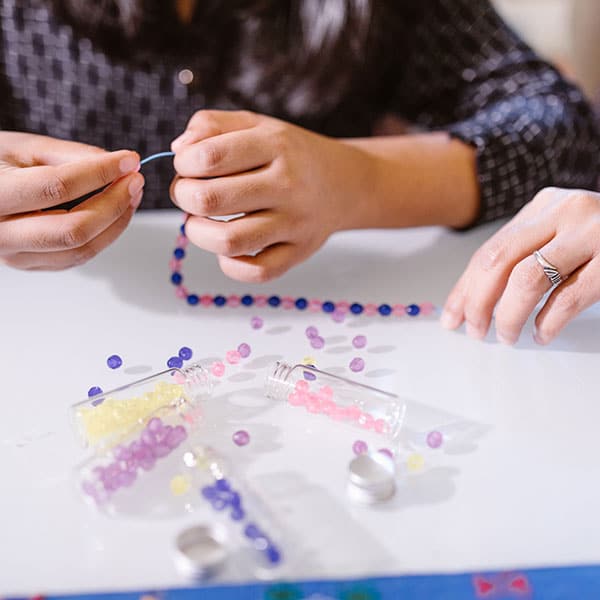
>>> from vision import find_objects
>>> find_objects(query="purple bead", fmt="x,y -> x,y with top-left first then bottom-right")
87,386 -> 103,398
426,430 -> 444,449
232,430 -> 250,446
114,445 -> 132,461
310,336 -> 325,349
201,486 -> 217,500
212,498 -> 228,511
244,523 -> 261,539
141,429 -> 156,446
332,311 -> 345,323
216,478 -> 231,492
230,508 -> 245,521
106,355 -> 123,369
178,346 -> 193,360
237,343 -> 251,358
303,368 -> 317,381
265,545 -> 282,564
305,326 -> 319,339
147,418 -> 164,434
352,440 -> 368,455
352,335 -> 367,349
166,425 -> 188,448
139,456 -> 156,471
152,444 -> 171,458
378,448 -> 394,459
167,356 -> 184,369
250,316 -> 264,330
349,357 -> 365,372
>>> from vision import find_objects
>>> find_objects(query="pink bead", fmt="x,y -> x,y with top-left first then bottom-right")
332,310 -> 345,323
358,413 -> 375,429
364,303 -> 378,316
420,301 -> 435,316
200,295 -> 213,307
281,296 -> 295,309
336,301 -> 350,314
374,419 -> 388,434
295,380 -> 309,391
309,299 -> 322,312
232,430 -> 250,446
288,392 -> 304,406
173,372 -> 186,384
346,405 -> 362,421
250,316 -> 264,330
352,440 -> 368,455
210,361 -> 225,377
176,235 -> 189,248
254,295 -> 268,307
307,398 -> 321,413
310,336 -> 325,350
227,295 -> 241,307
393,304 -> 406,317
331,406 -> 347,421
175,286 -> 187,299
349,357 -> 365,372
321,399 -> 336,415
318,385 -> 333,398
426,430 -> 444,449
226,350 -> 241,364
169,259 -> 181,271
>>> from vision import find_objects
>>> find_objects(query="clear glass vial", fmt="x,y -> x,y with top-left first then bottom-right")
71,362 -> 211,450
265,362 -> 406,446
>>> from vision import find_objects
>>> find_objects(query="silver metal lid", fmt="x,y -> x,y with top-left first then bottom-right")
174,523 -> 229,579
347,452 -> 396,504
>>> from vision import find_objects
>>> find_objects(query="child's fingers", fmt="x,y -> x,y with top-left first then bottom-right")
1,205 -> 137,270
3,149 -> 140,215
0,172 -> 144,253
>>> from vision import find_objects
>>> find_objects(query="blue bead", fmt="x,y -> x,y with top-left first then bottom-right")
230,508 -> 245,521
213,295 -> 227,307
241,294 -> 254,306
212,498 -> 227,511
171,272 -> 182,285
265,545 -> 282,564
106,355 -> 122,369
87,386 -> 103,397
295,297 -> 308,310
173,247 -> 185,259
350,303 -> 364,314
187,294 -> 199,305
244,523 -> 261,539
268,295 -> 281,307
215,478 -> 230,492
406,304 -> 420,316
322,301 -> 335,313
201,486 -> 216,500
167,356 -> 183,369
378,304 -> 392,316
180,223 -> 186,235
178,346 -> 193,360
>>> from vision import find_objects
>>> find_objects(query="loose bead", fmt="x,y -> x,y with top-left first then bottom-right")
237,343 -> 251,358
210,361 -> 225,377
87,386 -> 103,397
406,304 -> 420,316
232,430 -> 250,447
226,350 -> 241,364
170,272 -> 183,285
295,380 -> 309,392
349,357 -> 365,372
178,346 -> 193,360
378,448 -> 394,460
332,310 -> 345,323
250,316 -> 264,329
426,430 -> 443,449
310,336 -> 325,349
295,298 -> 308,310
170,474 -> 191,496
407,453 -> 425,472
106,355 -> 123,369
352,440 -> 368,455
214,295 -> 227,307
167,356 -> 183,369
303,368 -> 317,381
305,326 -> 319,339
187,294 -> 199,305
241,295 -> 254,306
352,335 -> 367,349
174,248 -> 185,259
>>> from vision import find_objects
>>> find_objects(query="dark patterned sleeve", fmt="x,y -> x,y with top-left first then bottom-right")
391,0 -> 600,225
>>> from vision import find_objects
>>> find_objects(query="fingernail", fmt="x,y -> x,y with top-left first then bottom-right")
496,332 -> 516,346
128,175 -> 144,196
440,310 -> 458,330
533,328 -> 548,345
130,188 -> 143,209
466,322 -> 485,340
120,154 -> 140,174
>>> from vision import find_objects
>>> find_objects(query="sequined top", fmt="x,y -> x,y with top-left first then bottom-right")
1,0 -> 599,225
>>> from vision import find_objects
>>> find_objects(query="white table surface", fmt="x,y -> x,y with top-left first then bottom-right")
1,210 -> 600,595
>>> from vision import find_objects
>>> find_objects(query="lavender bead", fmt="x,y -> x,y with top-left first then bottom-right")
378,448 -> 394,459
152,444 -> 171,458
305,326 -> 319,339
352,335 -> 367,349
87,386 -> 103,398
426,430 -> 444,449
349,357 -> 365,372
106,355 -> 123,369
352,440 -> 368,455
147,418 -> 164,434
237,343 -> 251,358
251,316 -> 264,330
332,311 -> 345,323
232,430 -> 250,446
310,336 -> 325,349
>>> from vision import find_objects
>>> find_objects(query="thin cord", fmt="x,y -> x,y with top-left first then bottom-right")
140,151 -> 175,166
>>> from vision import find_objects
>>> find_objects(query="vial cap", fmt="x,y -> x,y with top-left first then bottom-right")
173,523 -> 229,579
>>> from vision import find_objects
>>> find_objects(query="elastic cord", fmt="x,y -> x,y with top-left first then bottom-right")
140,151 -> 175,166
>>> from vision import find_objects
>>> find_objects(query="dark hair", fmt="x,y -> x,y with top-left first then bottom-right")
50,1 -> 402,120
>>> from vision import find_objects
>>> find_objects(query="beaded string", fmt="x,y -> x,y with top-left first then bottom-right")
140,151 -> 436,318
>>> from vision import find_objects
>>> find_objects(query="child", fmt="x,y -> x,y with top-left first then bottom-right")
1,0 -> 598,279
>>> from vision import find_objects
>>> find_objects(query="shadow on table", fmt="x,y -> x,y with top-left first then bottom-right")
79,219 -> 495,317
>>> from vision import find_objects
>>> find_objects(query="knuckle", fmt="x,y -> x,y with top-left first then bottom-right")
194,187 -> 221,214
563,190 -> 599,214
191,111 -> 221,137
473,239 -> 506,273
218,231 -> 243,257
41,174 -> 69,205
509,260 -> 544,293
201,142 -> 225,171
57,222 -> 89,249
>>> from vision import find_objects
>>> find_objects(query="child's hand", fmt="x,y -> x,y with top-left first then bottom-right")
442,187 -> 600,345
0,133 -> 143,270
170,110 -> 375,282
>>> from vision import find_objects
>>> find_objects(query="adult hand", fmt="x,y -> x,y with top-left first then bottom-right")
170,110 -> 375,282
0,132 -> 143,270
441,187 -> 600,345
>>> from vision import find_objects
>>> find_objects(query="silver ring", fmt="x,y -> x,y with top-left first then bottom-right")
533,250 -> 564,286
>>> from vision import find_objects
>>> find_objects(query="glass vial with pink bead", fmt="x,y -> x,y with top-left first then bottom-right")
265,362 -> 407,447
71,362 -> 211,450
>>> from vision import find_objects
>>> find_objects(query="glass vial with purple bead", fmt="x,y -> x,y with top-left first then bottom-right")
265,362 -> 407,448
71,362 -> 212,450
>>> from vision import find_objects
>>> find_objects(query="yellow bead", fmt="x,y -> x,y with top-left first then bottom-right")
407,453 -> 425,472
170,474 -> 191,496
302,356 -> 316,365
